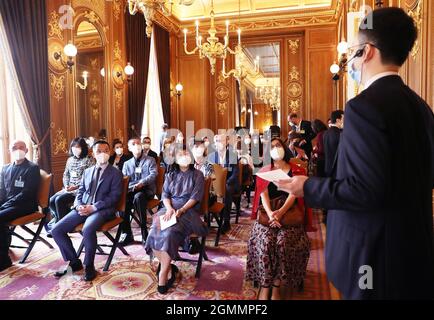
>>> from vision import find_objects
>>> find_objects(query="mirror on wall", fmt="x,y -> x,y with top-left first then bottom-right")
235,42 -> 281,134
74,20 -> 107,139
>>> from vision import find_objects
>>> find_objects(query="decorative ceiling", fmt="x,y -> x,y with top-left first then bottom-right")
171,0 -> 334,21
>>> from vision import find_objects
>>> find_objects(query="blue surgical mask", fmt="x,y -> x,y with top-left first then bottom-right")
348,59 -> 362,85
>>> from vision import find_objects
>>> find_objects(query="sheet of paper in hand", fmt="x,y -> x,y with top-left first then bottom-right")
160,214 -> 177,231
256,169 -> 291,183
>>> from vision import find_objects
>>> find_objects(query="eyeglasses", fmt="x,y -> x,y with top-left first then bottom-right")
347,42 -> 380,58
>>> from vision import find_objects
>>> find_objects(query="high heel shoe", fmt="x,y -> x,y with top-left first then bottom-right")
157,284 -> 169,294
167,264 -> 179,288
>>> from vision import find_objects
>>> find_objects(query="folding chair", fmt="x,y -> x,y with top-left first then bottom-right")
208,165 -> 227,247
74,176 -> 129,271
8,170 -> 53,263
178,177 -> 211,278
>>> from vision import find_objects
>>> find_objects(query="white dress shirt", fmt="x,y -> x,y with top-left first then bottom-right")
364,71 -> 400,90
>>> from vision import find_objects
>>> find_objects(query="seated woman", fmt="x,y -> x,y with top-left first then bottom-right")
109,139 -> 132,171
246,138 -> 310,300
47,137 -> 94,235
159,136 -> 176,169
192,139 -> 214,179
145,146 -> 208,294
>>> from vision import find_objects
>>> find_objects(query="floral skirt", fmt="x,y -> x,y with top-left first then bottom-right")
245,221 -> 310,288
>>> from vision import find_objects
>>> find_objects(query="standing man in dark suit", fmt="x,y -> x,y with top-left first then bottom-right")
120,137 -> 157,245
0,140 -> 40,271
52,141 -> 122,281
276,8 -> 434,299
208,134 -> 240,234
323,110 -> 344,178
288,113 -> 316,158
142,136 -> 159,163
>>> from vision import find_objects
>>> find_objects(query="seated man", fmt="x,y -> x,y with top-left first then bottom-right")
120,137 -> 157,245
0,140 -> 40,271
142,136 -> 159,163
51,141 -> 122,281
208,134 -> 240,234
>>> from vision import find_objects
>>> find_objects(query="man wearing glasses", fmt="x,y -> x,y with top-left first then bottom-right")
276,8 -> 434,299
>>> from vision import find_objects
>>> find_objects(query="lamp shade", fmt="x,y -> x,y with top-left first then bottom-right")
100,68 -> 105,77
175,83 -> 183,92
337,41 -> 349,55
64,43 -> 77,57
124,63 -> 134,76
330,63 -> 340,74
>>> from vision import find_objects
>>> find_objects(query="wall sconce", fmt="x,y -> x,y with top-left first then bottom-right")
100,68 -> 105,77
76,71 -> 88,90
116,62 -> 135,83
53,41 -> 77,73
171,83 -> 183,97
330,40 -> 349,80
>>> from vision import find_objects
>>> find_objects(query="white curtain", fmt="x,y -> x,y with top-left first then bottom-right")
0,13 -> 33,165
249,95 -> 254,134
141,28 -> 165,153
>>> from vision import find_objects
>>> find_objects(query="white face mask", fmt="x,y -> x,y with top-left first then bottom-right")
177,136 -> 184,143
270,147 -> 285,161
95,152 -> 109,165
143,143 -> 151,150
176,155 -> 191,167
131,144 -> 142,156
244,138 -> 251,145
215,142 -> 225,152
192,146 -> 205,158
253,138 -> 259,145
72,147 -> 81,158
204,141 -> 210,147
115,147 -> 123,156
12,150 -> 26,162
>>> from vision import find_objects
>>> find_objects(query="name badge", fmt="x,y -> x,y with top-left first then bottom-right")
71,171 -> 78,178
299,130 -> 305,134
15,177 -> 24,188
135,167 -> 142,174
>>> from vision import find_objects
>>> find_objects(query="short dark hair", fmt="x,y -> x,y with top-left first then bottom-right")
359,7 -> 417,66
331,110 -> 344,124
270,138 -> 293,168
128,137 -> 141,145
289,113 -> 298,120
112,138 -> 123,149
142,136 -> 151,142
69,137 -> 89,159
312,119 -> 328,135
93,140 -> 110,149
169,144 -> 194,172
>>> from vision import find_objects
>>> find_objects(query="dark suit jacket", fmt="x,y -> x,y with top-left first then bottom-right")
144,149 -> 159,163
304,75 -> 434,299
299,120 -> 316,157
323,126 -> 342,177
208,149 -> 240,188
0,159 -> 40,212
75,164 -> 123,219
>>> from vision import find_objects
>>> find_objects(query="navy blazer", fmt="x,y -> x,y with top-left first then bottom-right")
323,126 -> 342,177
208,149 -> 240,187
304,75 -> 434,299
122,152 -> 157,194
74,164 -> 123,219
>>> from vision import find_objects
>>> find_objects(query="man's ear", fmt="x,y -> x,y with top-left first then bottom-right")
364,44 -> 376,62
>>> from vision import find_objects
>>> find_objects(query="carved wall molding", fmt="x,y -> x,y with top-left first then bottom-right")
288,66 -> 300,81
53,128 -> 68,155
288,40 -> 300,55
48,11 -> 64,40
215,86 -> 230,101
407,0 -> 423,60
289,99 -> 301,113
113,0 -> 121,21
73,0 -> 106,24
114,89 -> 123,110
49,73 -> 65,101
217,102 -> 227,116
48,39 -> 68,72
114,40 -> 122,61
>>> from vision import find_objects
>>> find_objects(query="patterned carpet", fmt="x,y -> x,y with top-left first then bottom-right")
0,204 -> 339,300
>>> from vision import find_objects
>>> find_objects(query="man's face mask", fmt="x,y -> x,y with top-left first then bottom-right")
348,46 -> 366,85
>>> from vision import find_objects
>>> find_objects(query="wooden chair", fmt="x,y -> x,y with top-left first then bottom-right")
8,170 -> 54,263
241,164 -> 254,207
178,177 -> 212,278
208,164 -> 227,246
74,176 -> 129,271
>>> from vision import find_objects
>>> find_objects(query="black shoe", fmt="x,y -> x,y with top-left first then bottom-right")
167,264 -> 179,288
119,233 -> 134,246
156,263 -> 161,278
55,259 -> 83,278
188,238 -> 202,255
220,222 -> 231,234
0,258 -> 12,272
157,284 -> 169,294
83,266 -> 97,282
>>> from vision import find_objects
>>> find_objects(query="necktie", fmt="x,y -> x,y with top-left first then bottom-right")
291,125 -> 297,132
87,167 -> 102,204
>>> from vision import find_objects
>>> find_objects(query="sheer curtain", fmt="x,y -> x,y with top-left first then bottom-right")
141,28 -> 165,153
0,13 -> 33,165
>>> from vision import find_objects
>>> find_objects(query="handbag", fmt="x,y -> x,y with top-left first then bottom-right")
257,196 -> 304,227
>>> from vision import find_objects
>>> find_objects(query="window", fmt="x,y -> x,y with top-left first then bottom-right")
0,13 -> 33,166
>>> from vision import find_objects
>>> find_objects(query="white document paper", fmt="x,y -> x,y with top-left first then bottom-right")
256,169 -> 291,183
160,214 -> 177,231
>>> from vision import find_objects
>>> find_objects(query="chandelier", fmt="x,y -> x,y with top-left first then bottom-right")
128,0 -> 176,38
221,45 -> 259,83
255,82 -> 281,111
183,0 -> 236,75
